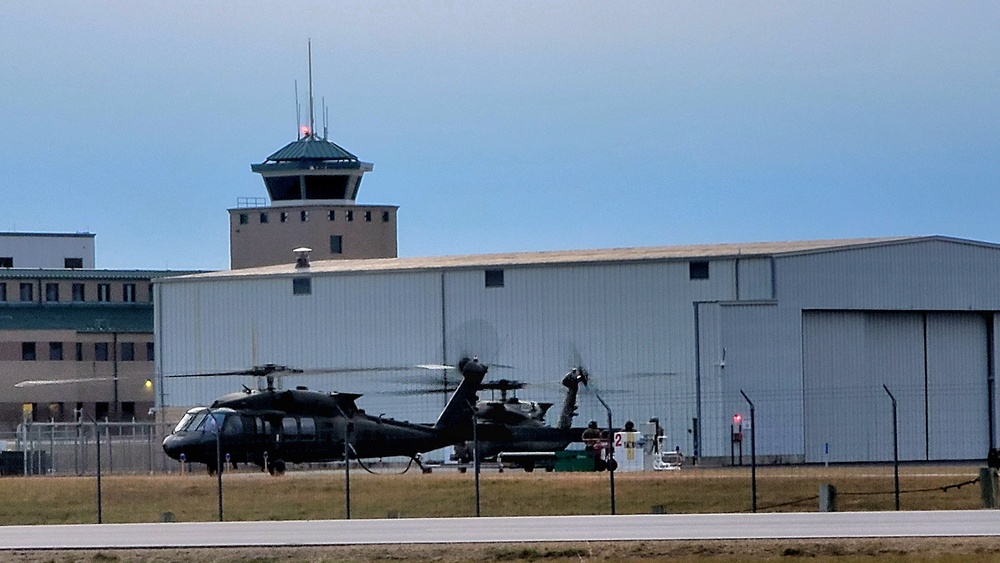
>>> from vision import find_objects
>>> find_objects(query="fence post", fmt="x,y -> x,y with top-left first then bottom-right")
819,484 -> 837,512
981,468 -> 998,509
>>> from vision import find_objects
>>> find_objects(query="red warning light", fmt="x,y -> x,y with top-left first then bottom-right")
733,413 -> 742,425
300,125 -> 311,137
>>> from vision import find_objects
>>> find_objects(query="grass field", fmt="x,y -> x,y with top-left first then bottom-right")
0,463 -> 986,525
1,464 -> 997,562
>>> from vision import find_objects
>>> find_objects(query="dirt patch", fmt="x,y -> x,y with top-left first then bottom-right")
5,538 -> 1000,562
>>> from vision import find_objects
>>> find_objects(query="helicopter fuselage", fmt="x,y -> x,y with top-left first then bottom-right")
162,359 -> 488,473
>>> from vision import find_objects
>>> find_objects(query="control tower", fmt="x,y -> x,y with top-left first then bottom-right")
229,46 -> 398,269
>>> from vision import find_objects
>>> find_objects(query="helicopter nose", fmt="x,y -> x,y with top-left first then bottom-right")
162,434 -> 183,460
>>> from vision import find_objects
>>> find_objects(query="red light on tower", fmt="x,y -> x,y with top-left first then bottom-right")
733,413 -> 742,426
300,125 -> 311,137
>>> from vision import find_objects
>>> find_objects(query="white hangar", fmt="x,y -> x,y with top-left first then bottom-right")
154,235 -> 1000,464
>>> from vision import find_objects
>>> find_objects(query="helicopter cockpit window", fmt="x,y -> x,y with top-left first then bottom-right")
282,417 -> 298,436
223,414 -> 243,435
199,412 -> 224,433
300,417 -> 316,437
173,410 -> 205,432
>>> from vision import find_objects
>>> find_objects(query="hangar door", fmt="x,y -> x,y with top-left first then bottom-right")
803,311 -> 989,462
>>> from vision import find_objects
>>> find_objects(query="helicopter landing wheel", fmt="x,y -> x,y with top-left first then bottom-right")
268,459 -> 286,476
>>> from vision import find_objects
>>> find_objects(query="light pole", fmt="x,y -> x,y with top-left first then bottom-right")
883,384 -> 900,511
473,408 -> 481,517
78,411 -> 102,524
594,392 -> 617,515
740,390 -> 757,513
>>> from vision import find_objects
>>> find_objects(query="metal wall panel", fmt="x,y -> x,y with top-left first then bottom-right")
926,313 -> 988,459
736,257 -> 773,300
778,240 -> 1000,310
714,303 -> 803,459
803,311 -> 990,462
439,261 -> 727,456
157,272 -> 447,422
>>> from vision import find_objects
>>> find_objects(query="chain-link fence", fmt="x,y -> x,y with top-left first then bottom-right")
2,421 -> 175,475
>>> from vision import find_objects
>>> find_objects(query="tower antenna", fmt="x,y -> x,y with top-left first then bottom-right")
307,38 -> 315,138
294,80 -> 301,139
323,96 -> 329,140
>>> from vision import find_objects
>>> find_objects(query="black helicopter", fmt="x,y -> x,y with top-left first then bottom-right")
161,359 -> 488,474
450,367 -> 590,469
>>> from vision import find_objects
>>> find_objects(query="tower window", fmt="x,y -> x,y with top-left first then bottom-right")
22,342 -> 36,361
95,342 -> 109,362
292,277 -> 312,295
689,261 -> 710,280
72,283 -> 86,302
328,210 -> 335,221
0,257 -> 12,268
75,342 -> 83,361
330,235 -> 343,254
146,342 -> 155,361
382,211 -> 390,222
49,342 -> 63,361
260,212 -> 269,224
0,283 -> 6,302
280,212 -> 288,223
239,213 -> 248,225
485,269 -> 505,288
123,283 -> 136,302
364,211 -> 372,222
346,210 -> 354,222
300,210 -> 309,222
19,283 -> 33,302
121,342 -> 135,361
97,283 -> 111,302
45,283 -> 59,302
64,258 -> 83,268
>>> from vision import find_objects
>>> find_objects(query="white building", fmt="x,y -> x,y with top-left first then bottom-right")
154,236 -> 1000,463
0,232 -> 95,269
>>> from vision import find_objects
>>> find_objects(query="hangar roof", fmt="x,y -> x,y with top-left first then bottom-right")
161,235 -> 997,282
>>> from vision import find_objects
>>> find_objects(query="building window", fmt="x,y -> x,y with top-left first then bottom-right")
146,342 -> 155,361
95,342 -> 109,362
260,212 -> 269,224
330,235 -> 343,254
22,342 -> 36,361
121,402 -> 135,420
49,342 -> 63,361
239,213 -> 248,225
0,257 -> 12,267
327,210 -> 335,221
72,283 -> 86,302
123,283 -> 136,302
75,342 -> 83,361
292,277 -> 312,295
95,402 -> 109,420
346,210 -> 354,222
64,258 -> 83,268
300,210 -> 309,222
148,283 -> 154,302
280,212 -> 288,223
485,269 -> 505,288
97,283 -> 111,302
689,261 -> 710,280
0,282 -> 6,302
382,211 -> 390,222
120,342 -> 135,361
364,211 -> 372,222
45,283 -> 59,302
19,283 -> 33,302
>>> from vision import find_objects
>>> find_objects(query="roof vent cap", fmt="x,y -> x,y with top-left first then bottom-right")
294,247 -> 312,268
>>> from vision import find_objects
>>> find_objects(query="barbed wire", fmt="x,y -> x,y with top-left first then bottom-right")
752,476 -> 980,512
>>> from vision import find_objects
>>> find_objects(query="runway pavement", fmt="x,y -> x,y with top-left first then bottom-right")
1,510 -> 1000,549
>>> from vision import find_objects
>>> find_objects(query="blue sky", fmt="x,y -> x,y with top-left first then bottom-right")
2,2 -> 997,270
